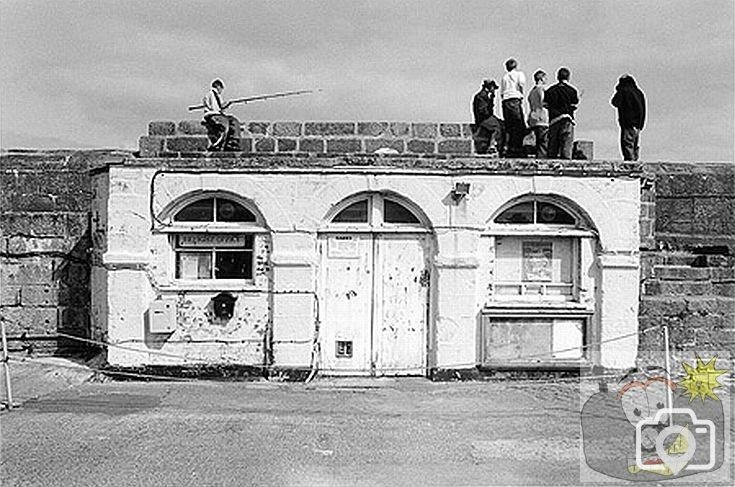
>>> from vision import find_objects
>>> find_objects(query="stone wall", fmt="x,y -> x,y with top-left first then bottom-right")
1,136 -> 733,360
638,162 -> 735,354
139,119 -> 594,159
0,150 -> 129,353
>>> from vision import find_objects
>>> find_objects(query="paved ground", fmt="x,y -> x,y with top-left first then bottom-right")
2,356 -> 724,487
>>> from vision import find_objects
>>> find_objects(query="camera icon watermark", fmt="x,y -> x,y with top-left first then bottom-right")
580,351 -> 732,484
635,408 -> 715,475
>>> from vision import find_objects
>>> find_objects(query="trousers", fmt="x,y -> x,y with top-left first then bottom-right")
502,98 -> 526,156
548,118 -> 574,159
620,126 -> 640,161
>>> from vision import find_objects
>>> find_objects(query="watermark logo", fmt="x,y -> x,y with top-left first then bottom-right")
580,352 -> 731,483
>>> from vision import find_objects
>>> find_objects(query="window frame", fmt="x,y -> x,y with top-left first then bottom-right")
160,193 -> 268,287
321,193 -> 429,233
486,197 -> 596,304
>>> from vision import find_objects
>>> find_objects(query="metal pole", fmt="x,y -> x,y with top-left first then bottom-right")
1,320 -> 13,411
663,325 -> 673,426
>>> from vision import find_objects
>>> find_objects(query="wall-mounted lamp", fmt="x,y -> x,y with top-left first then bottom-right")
451,182 -> 471,202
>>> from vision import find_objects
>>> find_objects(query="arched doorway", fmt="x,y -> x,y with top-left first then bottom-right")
318,192 -> 433,376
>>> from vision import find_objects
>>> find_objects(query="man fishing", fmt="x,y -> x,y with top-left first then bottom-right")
202,78 -> 240,151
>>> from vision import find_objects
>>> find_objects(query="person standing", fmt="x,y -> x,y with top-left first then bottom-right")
611,74 -> 646,161
527,70 -> 548,158
543,67 -> 579,159
202,78 -> 239,151
472,79 -> 503,156
500,58 -> 527,157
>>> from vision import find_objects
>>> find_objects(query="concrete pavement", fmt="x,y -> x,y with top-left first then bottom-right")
1,357 -> 586,486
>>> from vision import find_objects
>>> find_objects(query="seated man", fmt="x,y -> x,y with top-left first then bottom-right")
472,79 -> 504,156
202,79 -> 240,151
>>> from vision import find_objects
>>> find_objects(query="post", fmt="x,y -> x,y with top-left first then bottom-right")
1,320 -> 13,411
663,325 -> 673,426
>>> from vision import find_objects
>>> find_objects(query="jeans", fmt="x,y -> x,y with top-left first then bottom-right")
502,98 -> 526,156
531,125 -> 548,158
620,126 -> 640,161
548,119 -> 574,159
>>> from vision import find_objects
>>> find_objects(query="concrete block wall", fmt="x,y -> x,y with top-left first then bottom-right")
139,120 -> 477,157
638,162 -> 735,354
0,150 -> 129,353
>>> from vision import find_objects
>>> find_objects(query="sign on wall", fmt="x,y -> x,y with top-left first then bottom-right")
522,241 -> 553,282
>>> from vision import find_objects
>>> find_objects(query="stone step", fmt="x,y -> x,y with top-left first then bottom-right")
653,265 -> 735,281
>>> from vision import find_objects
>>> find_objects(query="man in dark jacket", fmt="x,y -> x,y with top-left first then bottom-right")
611,74 -> 646,161
543,67 -> 579,159
472,79 -> 503,156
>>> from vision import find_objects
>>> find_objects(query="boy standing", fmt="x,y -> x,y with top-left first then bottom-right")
500,58 -> 527,157
527,70 -> 548,158
543,67 -> 579,159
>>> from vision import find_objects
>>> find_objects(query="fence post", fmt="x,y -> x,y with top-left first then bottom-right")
1,320 -> 13,411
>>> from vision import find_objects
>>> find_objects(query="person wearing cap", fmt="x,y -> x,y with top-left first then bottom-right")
202,79 -> 239,151
543,67 -> 579,159
472,79 -> 503,156
611,74 -> 646,161
500,58 -> 527,157
527,70 -> 549,158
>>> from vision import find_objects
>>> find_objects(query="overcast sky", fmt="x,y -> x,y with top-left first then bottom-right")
1,0 -> 733,161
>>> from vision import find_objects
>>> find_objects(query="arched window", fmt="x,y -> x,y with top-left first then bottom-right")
489,197 -> 594,302
327,194 -> 425,229
168,195 -> 265,281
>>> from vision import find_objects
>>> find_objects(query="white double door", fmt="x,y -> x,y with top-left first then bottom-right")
319,233 -> 430,376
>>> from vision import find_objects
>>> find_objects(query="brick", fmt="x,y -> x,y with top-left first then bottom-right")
299,138 -> 325,153
1,213 -> 69,237
21,285 -> 58,306
357,122 -> 388,137
411,123 -> 437,139
178,120 -> 208,135
0,307 -> 58,335
4,236 -> 72,253
685,298 -> 735,316
0,285 -> 21,306
277,138 -> 297,152
247,122 -> 270,135
65,213 -> 89,238
439,123 -> 462,138
365,139 -> 405,153
714,282 -> 735,297
165,137 -> 209,152
148,121 -> 176,136
272,122 -> 302,137
438,140 -> 471,154
138,136 -> 164,156
655,198 -> 693,234
1,260 -> 55,285
305,122 -> 355,136
389,122 -> 410,137
639,298 -> 687,317
654,266 -> 711,281
693,198 -> 734,235
406,139 -> 436,153
326,139 -> 362,153
254,138 -> 276,152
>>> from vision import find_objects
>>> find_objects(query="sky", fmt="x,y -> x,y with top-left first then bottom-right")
0,0 -> 733,161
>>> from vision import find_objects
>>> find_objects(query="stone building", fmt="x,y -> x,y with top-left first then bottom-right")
1,120 -> 733,377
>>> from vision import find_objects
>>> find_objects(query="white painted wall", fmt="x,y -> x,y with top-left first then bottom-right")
93,165 -> 640,370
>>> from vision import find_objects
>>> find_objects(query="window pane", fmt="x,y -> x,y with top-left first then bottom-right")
174,199 -> 214,222
216,199 -> 256,222
494,202 -> 534,223
536,202 -> 575,224
332,200 -> 368,223
215,251 -> 253,279
176,252 -> 212,279
384,200 -> 420,224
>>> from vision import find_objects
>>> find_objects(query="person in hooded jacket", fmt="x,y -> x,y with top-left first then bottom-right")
611,74 -> 646,161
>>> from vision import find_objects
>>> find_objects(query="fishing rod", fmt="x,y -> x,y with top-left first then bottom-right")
188,89 -> 320,111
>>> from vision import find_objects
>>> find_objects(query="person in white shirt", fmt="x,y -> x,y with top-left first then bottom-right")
202,79 -> 239,151
500,58 -> 527,157
527,70 -> 549,158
